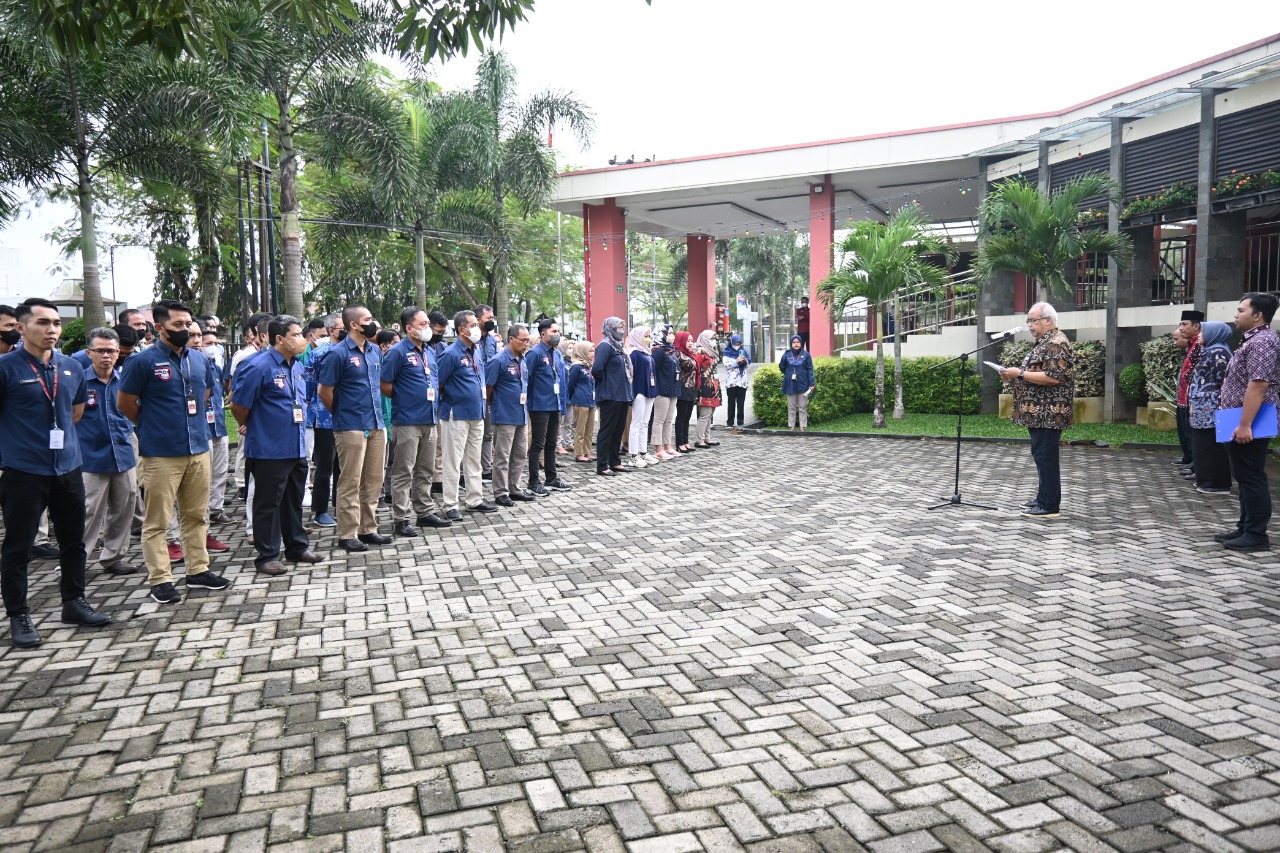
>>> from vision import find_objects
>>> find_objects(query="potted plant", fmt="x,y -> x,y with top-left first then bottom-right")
1140,335 -> 1182,432
1119,362 -> 1148,423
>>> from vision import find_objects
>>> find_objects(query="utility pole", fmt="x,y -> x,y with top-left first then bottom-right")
557,211 -> 564,330
651,235 -> 657,330
262,122 -> 279,314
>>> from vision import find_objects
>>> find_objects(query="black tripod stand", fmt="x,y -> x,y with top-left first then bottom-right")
927,335 -> 1012,511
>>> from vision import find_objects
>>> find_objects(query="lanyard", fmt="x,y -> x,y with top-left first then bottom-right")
26,358 -> 59,428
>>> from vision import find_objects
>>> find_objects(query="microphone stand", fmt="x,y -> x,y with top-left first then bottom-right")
926,332 -> 1016,511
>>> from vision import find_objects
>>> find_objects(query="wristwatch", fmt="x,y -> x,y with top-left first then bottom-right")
1017,368 -> 1026,380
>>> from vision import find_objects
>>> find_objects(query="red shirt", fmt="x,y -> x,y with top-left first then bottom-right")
795,305 -> 810,334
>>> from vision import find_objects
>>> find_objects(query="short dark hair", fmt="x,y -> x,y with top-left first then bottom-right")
243,312 -> 269,337
375,329 -> 398,346
268,314 -> 302,345
1242,292 -> 1279,324
196,313 -> 219,329
453,309 -> 476,333
87,327 -> 119,346
537,317 -> 556,334
474,303 -> 493,318
118,307 -> 141,323
342,305 -> 367,329
305,317 -> 326,334
428,309 -> 448,328
507,323 -> 528,340
399,306 -> 425,329
153,300 -> 193,324
800,295 -> 809,302
112,324 -> 139,347
16,297 -> 58,322
0,304 -> 15,320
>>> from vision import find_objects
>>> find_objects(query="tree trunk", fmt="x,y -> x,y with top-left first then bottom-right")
70,69 -> 104,327
892,291 -> 905,419
276,97 -> 304,318
873,323 -> 886,429
414,224 -> 427,308
491,172 -> 508,329
195,190 -> 221,316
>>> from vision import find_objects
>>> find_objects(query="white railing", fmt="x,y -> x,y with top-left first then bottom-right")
836,269 -> 979,352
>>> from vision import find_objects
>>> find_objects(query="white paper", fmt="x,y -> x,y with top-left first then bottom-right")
982,360 -> 1005,372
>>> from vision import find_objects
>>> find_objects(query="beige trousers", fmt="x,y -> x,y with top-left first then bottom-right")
440,418 -> 485,511
390,423 -> 437,521
334,429 -> 388,539
573,406 -> 596,458
140,454 -> 211,585
83,468 -> 137,566
491,423 -> 528,498
651,396 -> 676,448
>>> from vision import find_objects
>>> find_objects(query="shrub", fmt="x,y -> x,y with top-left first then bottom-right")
996,337 -> 1102,397
1140,334 -> 1181,402
59,317 -> 87,355
751,354 -> 977,427
1119,362 -> 1147,403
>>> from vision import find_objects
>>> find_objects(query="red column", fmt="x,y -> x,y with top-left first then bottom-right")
686,235 -> 716,335
583,198 -> 627,340
808,175 -> 836,356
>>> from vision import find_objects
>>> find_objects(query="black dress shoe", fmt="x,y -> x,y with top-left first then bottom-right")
1021,499 -> 1037,508
596,469 -> 618,477
705,440 -> 720,447
288,550 -> 324,564
9,614 -> 40,648
1213,529 -> 1244,543
496,495 -> 515,507
430,482 -> 443,495
394,520 -> 417,537
1223,535 -> 1271,552
445,509 -> 464,522
510,491 -> 537,502
340,538 -> 369,552
417,513 -> 452,528
30,543 -> 59,560
358,532 -> 393,545
61,597 -> 111,627
467,502 -> 499,514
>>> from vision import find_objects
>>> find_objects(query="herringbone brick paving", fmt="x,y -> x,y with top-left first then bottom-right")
2,433 -> 1279,852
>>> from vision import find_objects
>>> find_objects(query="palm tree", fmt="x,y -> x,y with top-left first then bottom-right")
733,234 -> 808,357
818,205 -> 954,427
473,51 -> 592,328
0,0 -> 245,325
974,173 -> 1133,302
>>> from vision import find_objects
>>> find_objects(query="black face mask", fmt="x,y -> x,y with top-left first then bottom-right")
0,329 -> 20,346
429,332 -> 444,345
360,321 -> 378,339
165,327 -> 190,348
483,319 -> 496,334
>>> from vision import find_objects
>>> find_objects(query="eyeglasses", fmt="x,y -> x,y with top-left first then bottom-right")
514,337 -> 531,344
88,348 -> 119,355
1026,316 -> 1046,325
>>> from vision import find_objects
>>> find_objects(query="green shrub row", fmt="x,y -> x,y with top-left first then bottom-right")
997,338 -> 1104,397
751,355 -> 980,427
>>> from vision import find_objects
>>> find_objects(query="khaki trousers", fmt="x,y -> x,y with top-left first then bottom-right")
391,423 -> 437,521
140,453 -> 211,585
83,468 -> 137,566
786,393 -> 809,429
208,436 -> 229,513
651,396 -> 676,447
440,418 -> 484,511
573,406 -> 596,458
334,429 -> 387,539
492,423 -> 528,498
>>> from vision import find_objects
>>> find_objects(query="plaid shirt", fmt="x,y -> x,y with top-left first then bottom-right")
1218,324 -> 1280,432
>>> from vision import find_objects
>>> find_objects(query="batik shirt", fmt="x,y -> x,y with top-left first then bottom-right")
1219,324 -> 1280,433
1011,329 -> 1075,430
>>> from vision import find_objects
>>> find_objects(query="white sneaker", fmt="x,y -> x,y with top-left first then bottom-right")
643,453 -> 661,465
631,454 -> 648,469
302,490 -> 311,508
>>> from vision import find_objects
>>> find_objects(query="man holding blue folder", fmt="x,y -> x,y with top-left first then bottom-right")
1215,293 -> 1280,552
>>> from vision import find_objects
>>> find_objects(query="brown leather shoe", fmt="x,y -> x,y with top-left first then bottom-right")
256,560 -> 287,576
288,550 -> 323,564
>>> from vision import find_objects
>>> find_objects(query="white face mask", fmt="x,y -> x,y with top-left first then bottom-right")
467,326 -> 482,344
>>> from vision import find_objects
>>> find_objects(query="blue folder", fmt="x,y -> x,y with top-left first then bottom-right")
1215,403 -> 1279,443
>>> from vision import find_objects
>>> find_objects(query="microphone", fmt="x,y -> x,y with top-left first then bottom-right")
989,327 -> 1020,340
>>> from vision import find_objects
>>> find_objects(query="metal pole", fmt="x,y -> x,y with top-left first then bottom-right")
109,245 -> 117,307
246,162 -> 261,317
557,211 -> 564,327
651,235 -> 657,330
236,162 -> 249,324
262,122 -> 279,314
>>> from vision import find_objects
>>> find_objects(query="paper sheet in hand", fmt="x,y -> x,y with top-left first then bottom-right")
982,360 -> 1005,372
1215,403 -> 1279,443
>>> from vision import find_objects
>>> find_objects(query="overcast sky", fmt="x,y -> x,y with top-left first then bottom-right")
0,0 -> 1266,312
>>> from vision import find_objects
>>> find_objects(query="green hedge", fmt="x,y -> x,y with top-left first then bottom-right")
752,355 -> 979,427
998,338 -> 1104,397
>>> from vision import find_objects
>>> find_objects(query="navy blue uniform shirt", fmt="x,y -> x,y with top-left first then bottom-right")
236,348 -> 307,459
567,363 -> 596,408
315,335 -> 383,432
119,343 -> 211,457
0,348 -> 88,475
591,343 -> 635,403
207,357 -> 228,440
524,341 -> 563,412
652,347 -> 681,397
485,348 -> 528,425
80,366 -> 136,473
437,339 -> 486,421
630,350 -> 658,398
380,337 -> 438,426
71,348 -> 92,370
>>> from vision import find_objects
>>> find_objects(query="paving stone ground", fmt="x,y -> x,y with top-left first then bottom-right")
2,432 -> 1280,853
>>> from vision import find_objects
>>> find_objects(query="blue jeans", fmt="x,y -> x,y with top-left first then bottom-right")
1029,428 -> 1062,511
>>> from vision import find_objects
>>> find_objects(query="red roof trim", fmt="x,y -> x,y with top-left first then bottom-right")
561,33 -> 1280,178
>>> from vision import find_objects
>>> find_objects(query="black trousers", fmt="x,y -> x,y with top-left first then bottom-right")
675,399 -> 696,446
596,400 -> 628,472
1029,428 -> 1062,512
1,468 -> 87,616
726,387 -> 747,426
1190,428 -> 1231,490
251,457 -> 309,565
1175,405 -> 1193,465
527,410 -> 560,486
1227,438 -> 1272,539
311,428 -> 340,515
799,332 -> 810,351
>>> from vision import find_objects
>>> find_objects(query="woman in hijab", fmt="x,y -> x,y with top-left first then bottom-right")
692,329 -> 722,448
557,338 -> 576,455
1187,320 -> 1234,494
650,324 -> 680,459
591,316 -> 635,475
625,326 -> 660,468
673,331 -> 699,453
567,340 -> 597,463
721,333 -> 751,434
780,333 -> 816,430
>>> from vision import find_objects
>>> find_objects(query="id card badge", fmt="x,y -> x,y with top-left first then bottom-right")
293,406 -> 304,424
186,395 -> 198,416
553,382 -> 560,395
49,429 -> 65,450
206,409 -> 215,424
650,374 -> 656,385
791,373 -> 798,381
427,386 -> 436,402
520,392 -> 528,405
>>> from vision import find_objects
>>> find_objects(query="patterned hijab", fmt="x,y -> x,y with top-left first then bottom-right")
571,340 -> 594,367
695,329 -> 718,357
602,316 -> 632,381
624,325 -> 650,356
653,323 -> 675,354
